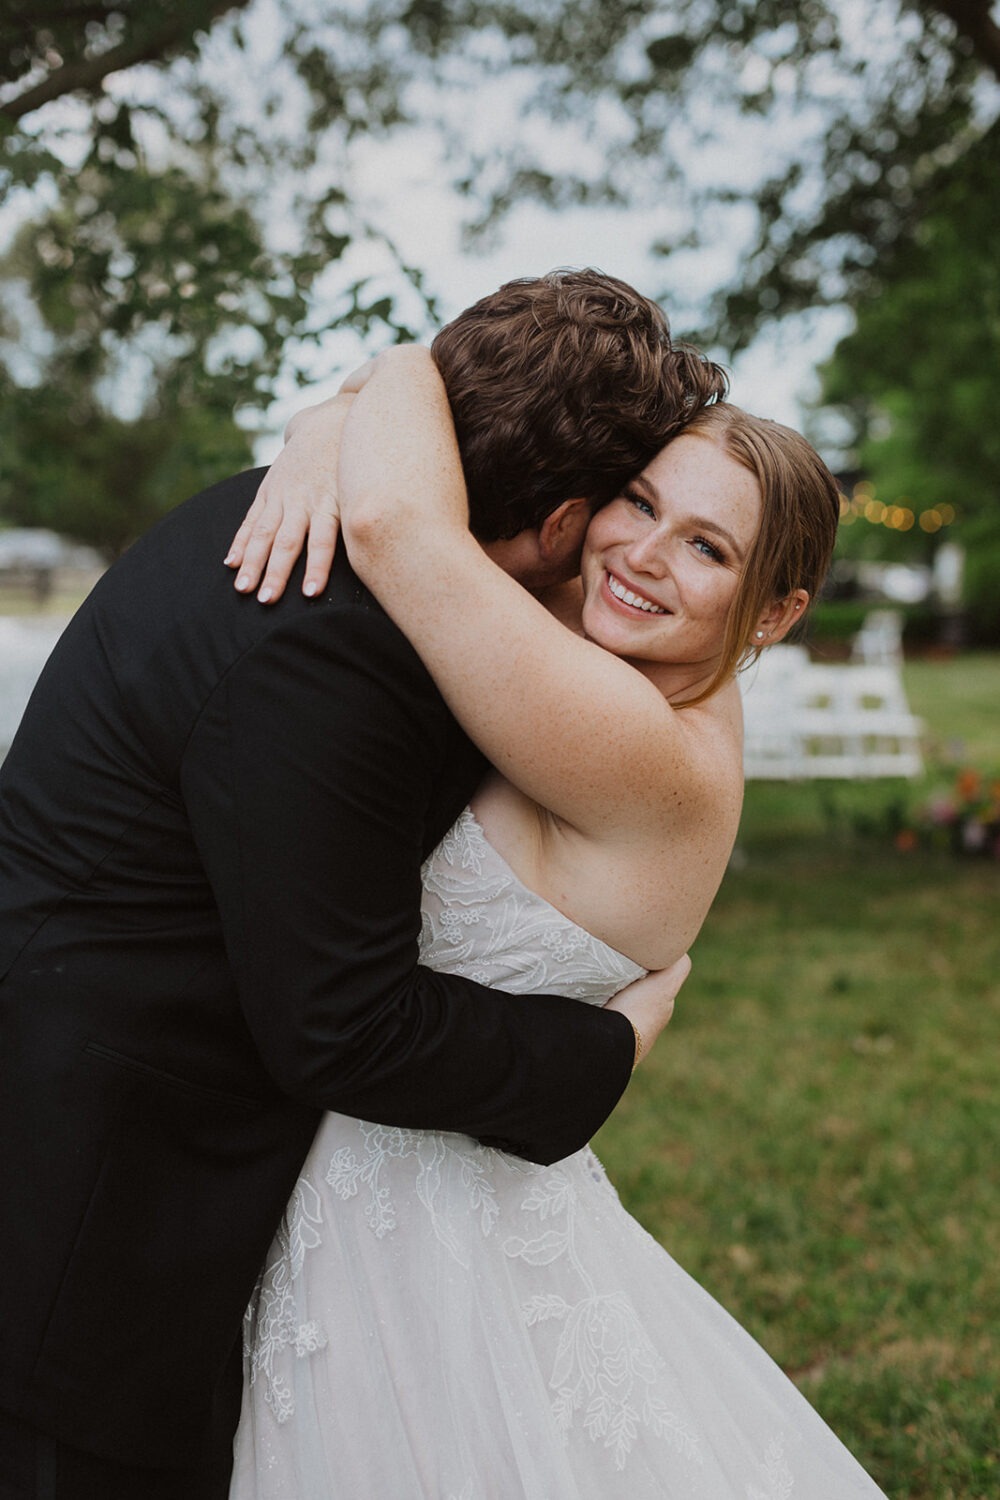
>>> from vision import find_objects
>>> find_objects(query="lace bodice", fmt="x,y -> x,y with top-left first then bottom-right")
419,807 -> 645,1001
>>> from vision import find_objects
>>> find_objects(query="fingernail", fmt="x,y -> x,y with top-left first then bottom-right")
258,587 -> 273,604
235,574 -> 251,592
303,581 -> 317,597
223,552 -> 237,566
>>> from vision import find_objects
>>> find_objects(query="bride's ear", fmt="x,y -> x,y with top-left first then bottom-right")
753,589 -> 810,647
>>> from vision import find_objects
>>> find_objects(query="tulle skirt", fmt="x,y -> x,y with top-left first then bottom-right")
231,1113 -> 886,1498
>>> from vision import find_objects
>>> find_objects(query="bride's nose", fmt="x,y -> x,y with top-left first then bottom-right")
623,527 -> 668,577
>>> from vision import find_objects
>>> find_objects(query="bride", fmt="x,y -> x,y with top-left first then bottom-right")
226,346 -> 888,1497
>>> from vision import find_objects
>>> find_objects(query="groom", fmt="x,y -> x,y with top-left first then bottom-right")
0,271 -> 725,1497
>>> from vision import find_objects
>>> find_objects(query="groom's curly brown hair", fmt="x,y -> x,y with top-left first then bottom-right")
431,268 -> 728,541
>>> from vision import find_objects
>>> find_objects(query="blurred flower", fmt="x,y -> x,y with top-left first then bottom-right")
898,767 -> 1000,859
925,793 -> 957,826
956,769 -> 981,801
961,820 -> 987,853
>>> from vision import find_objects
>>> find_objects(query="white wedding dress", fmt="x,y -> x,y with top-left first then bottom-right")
232,809 -> 887,1498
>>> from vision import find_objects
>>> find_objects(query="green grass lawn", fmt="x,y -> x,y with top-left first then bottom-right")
594,652 -> 1000,1499
904,653 -> 1000,769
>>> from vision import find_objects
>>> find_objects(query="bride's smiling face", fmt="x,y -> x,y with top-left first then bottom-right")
579,433 -> 762,674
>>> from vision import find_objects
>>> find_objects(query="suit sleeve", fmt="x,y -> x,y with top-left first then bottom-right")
180,605 -> 635,1164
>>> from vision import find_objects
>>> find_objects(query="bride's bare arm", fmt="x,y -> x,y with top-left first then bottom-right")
337,346 -> 696,842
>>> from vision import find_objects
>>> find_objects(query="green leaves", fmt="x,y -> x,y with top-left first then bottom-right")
817,122 -> 1000,636
0,373 -> 256,557
1,1 -> 998,558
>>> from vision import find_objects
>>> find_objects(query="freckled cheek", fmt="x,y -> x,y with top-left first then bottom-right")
683,581 -> 733,626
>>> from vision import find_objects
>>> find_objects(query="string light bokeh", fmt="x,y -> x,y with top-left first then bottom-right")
837,482 -> 957,536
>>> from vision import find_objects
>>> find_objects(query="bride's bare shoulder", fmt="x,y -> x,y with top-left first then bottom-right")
657,684 -> 746,829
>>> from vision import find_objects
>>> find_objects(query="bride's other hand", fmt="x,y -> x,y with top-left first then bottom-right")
604,954 -> 691,1068
225,391 -> 354,603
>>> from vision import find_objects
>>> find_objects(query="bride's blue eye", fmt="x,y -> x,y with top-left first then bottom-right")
624,487 -> 655,518
693,536 -> 725,563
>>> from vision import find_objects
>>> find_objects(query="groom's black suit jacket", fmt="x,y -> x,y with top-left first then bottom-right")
0,469 -> 634,1470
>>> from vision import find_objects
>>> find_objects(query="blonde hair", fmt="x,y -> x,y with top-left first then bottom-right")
678,404 -> 841,706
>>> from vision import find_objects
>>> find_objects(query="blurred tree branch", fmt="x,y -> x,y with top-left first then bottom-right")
1,2 -> 253,122
931,0 -> 1000,77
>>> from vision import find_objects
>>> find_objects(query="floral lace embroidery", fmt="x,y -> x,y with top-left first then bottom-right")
325,1121 -> 501,1264
243,1178 -> 329,1424
505,1167 -> 702,1472
245,1123 -> 510,1420
747,1436 -> 795,1499
418,810 -> 645,1002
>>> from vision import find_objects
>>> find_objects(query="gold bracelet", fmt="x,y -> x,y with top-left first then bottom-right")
629,1019 -> 644,1070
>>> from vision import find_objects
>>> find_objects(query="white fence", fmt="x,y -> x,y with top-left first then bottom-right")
740,645 -> 924,781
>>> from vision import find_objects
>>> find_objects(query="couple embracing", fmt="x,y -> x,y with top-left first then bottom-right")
0,271 -> 887,1497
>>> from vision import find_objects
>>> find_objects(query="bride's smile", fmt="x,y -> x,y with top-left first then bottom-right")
604,570 -> 669,614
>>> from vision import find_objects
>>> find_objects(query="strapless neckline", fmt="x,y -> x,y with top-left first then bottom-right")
456,805 -> 646,974
416,806 -> 646,1007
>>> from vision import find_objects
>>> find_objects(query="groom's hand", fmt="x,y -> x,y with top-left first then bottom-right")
225,392 -> 353,603
604,954 -> 691,1068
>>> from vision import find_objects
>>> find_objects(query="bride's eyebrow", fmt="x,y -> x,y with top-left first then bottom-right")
685,515 -> 745,560
627,474 -> 657,500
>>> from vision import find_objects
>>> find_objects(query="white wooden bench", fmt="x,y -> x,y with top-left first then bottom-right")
740,647 -> 924,780
851,608 -> 905,666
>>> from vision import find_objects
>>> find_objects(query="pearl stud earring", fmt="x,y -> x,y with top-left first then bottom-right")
755,631 -> 765,640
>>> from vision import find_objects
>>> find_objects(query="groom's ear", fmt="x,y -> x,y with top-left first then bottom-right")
537,497 -> 591,573
480,498 -> 592,590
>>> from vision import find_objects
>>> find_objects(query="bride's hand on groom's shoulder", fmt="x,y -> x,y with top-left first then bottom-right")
604,954 -> 691,1069
225,391 -> 355,603
225,346 -> 455,602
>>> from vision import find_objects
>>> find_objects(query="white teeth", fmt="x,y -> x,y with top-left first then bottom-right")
607,574 -> 666,614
